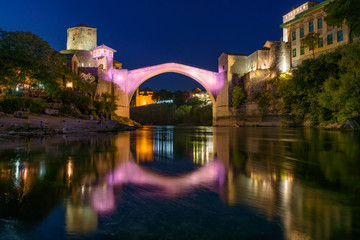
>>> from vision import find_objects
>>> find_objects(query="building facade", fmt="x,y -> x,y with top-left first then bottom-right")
281,0 -> 351,67
60,24 -> 121,88
135,87 -> 154,106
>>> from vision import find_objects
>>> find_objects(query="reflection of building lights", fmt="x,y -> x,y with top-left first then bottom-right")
67,158 -> 73,178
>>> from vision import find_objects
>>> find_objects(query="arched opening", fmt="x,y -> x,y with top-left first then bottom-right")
129,72 -> 215,126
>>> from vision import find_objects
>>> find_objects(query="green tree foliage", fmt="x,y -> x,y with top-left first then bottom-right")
276,42 -> 360,125
0,30 -> 67,94
324,0 -> 360,42
131,95 -> 212,126
152,89 -> 173,101
301,32 -> 320,58
231,86 -> 247,108
173,90 -> 186,106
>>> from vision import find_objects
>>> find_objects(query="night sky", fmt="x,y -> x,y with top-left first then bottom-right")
2,0 -> 307,91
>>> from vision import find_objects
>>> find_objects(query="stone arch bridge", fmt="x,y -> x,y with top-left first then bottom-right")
97,62 -> 234,126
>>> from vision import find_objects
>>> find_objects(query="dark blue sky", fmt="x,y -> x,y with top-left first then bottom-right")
1,0 -> 308,91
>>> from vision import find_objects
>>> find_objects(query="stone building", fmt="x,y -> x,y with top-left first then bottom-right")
60,24 -> 121,88
135,87 -> 154,106
281,0 -> 351,67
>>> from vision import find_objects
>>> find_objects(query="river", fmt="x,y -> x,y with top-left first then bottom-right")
0,126 -> 359,239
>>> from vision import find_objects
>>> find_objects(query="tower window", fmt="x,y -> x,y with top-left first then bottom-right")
337,30 -> 343,42
309,22 -> 314,32
300,28 -> 305,38
318,18 -> 323,29
328,34 -> 333,45
88,29 -> 92,35
75,29 -> 79,35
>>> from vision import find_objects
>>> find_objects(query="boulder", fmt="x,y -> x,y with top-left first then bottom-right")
341,120 -> 360,131
44,108 -> 59,115
49,103 -> 63,110
13,111 -> 29,118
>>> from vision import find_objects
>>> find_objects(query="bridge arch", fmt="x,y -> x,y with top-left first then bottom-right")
126,63 -> 221,103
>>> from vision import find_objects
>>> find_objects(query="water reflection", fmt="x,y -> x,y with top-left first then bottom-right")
0,127 -> 359,239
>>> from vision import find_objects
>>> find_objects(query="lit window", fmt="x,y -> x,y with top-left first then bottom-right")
328,34 -> 333,45
337,30 -> 343,42
88,29 -> 92,35
75,29 -> 79,35
292,31 -> 296,41
300,28 -> 305,38
300,46 -> 305,55
293,48 -> 297,57
318,18 -> 323,29
318,37 -> 323,48
309,22 -> 314,32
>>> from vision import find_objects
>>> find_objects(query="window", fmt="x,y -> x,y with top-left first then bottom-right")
328,34 -> 333,45
293,48 -> 297,57
75,29 -> 79,35
309,22 -> 314,32
88,29 -> 92,35
300,46 -> 305,55
300,28 -> 305,38
292,31 -> 296,41
318,18 -> 323,29
337,30 -> 343,42
319,37 -> 323,47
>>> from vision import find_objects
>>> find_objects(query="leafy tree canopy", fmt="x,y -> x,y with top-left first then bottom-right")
0,30 -> 67,94
324,0 -> 360,42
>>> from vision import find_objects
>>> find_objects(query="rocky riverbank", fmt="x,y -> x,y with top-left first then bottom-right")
0,113 -> 140,140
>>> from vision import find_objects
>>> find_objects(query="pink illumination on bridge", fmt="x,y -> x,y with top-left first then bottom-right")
111,63 -> 225,102
92,159 -> 226,212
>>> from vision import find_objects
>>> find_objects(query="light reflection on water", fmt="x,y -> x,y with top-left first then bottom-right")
0,126 -> 359,239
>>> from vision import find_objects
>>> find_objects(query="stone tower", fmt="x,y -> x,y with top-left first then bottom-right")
66,24 -> 97,51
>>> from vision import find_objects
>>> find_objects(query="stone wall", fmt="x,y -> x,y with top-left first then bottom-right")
67,27 -> 97,51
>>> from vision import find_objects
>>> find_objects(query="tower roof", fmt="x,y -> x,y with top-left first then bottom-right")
70,24 -> 96,29
91,44 -> 117,52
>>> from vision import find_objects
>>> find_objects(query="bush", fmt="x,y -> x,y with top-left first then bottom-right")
0,97 -> 48,113
231,86 -> 247,107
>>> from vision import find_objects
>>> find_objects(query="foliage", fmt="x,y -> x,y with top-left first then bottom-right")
231,86 -> 247,108
0,97 -> 48,113
0,30 -> 68,95
276,42 -> 360,125
173,90 -> 187,106
152,89 -> 173,101
93,93 -> 117,114
324,0 -> 360,42
131,97 -> 212,126
301,32 -> 320,58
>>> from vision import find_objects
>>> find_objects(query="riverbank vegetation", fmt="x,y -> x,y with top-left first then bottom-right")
0,29 -> 121,121
131,98 -> 212,126
276,42 -> 360,126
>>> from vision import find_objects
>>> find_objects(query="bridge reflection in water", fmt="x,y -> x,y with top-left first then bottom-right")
0,126 -> 358,239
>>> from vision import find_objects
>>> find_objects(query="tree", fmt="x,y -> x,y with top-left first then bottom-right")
324,0 -> 360,43
0,30 -> 66,94
231,86 -> 247,108
301,32 -> 320,58
173,90 -> 186,106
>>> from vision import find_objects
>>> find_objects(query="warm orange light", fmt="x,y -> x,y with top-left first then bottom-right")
66,82 -> 73,88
